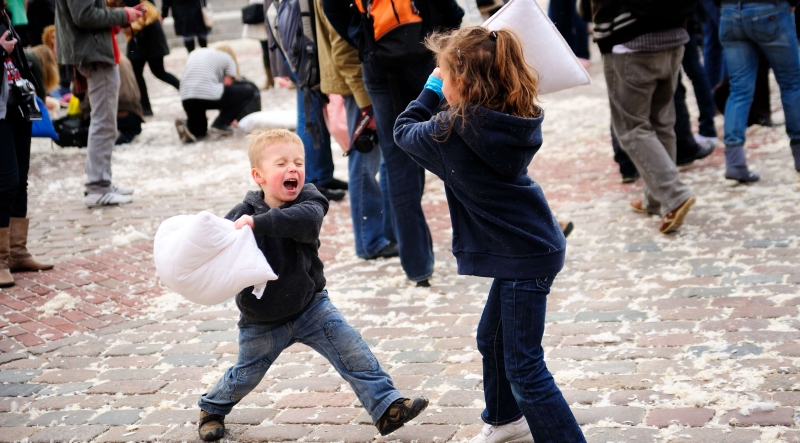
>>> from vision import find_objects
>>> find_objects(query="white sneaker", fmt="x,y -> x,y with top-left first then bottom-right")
694,134 -> 718,150
84,192 -> 133,208
175,119 -> 197,143
110,184 -> 134,195
470,417 -> 531,443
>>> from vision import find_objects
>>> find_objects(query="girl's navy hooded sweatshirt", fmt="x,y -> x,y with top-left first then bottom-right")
394,89 -> 565,279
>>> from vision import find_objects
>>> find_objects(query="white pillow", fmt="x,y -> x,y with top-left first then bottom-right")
237,110 -> 297,133
153,211 -> 278,306
482,0 -> 592,95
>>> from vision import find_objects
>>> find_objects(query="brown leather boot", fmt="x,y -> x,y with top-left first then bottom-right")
0,227 -> 13,287
8,218 -> 53,273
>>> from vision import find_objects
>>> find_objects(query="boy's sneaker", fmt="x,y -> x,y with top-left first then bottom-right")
209,125 -> 234,136
376,397 -> 428,436
198,410 -> 225,441
175,119 -> 197,143
84,192 -> 132,208
470,416 -> 531,443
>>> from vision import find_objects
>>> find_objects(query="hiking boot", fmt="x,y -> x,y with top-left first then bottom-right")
376,397 -> 428,436
724,146 -> 759,183
198,410 -> 225,441
175,119 -> 197,143
660,196 -> 696,234
84,192 -> 133,208
470,416 -> 531,443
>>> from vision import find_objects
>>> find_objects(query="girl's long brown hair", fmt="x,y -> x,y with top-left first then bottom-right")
29,45 -> 60,92
425,26 -> 541,139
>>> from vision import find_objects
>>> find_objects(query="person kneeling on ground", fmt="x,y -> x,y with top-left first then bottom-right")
175,45 -> 258,143
196,129 -> 428,441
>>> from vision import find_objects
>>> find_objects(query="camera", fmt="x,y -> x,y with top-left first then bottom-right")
347,106 -> 378,156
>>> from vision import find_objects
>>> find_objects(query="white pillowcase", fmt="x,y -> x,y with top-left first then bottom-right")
154,211 -> 278,306
483,0 -> 592,95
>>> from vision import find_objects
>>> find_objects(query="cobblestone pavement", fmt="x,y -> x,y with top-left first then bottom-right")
2,38 -> 800,442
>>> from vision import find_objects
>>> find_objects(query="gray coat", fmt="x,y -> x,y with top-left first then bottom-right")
55,0 -> 128,66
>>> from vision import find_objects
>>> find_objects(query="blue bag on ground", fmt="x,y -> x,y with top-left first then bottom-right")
31,96 -> 59,140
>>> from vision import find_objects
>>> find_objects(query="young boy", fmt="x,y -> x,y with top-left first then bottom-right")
196,129 -> 428,441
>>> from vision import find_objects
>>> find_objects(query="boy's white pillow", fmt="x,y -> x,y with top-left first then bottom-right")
237,110 -> 297,133
482,0 -> 592,95
153,211 -> 278,306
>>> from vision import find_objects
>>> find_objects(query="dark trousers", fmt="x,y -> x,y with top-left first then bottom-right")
182,84 -> 257,137
681,26 -> 718,138
130,57 -> 180,112
548,0 -> 590,59
0,110 -> 32,227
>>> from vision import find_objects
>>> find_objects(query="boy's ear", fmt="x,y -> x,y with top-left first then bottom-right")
251,167 -> 266,184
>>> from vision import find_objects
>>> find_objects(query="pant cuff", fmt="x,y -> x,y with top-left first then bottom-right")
371,391 -> 404,424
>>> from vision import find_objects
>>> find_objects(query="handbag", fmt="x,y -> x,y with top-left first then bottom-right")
242,3 -> 265,24
201,1 -> 214,28
31,96 -> 58,140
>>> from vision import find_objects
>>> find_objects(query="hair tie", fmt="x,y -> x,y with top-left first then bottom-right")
490,31 -> 498,41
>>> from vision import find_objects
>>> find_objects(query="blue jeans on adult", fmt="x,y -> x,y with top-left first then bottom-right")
362,60 -> 434,282
682,26 -> 718,138
701,0 -> 727,87
297,88 -> 335,186
477,277 -> 585,443
548,0 -> 590,59
198,291 -> 402,422
343,95 -> 396,258
720,1 -> 800,149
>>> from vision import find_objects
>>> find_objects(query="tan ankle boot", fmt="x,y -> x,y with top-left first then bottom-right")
264,67 -> 274,90
8,218 -> 53,273
0,227 -> 13,287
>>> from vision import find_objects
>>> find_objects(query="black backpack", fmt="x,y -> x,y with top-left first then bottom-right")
53,116 -> 89,148
626,0 -> 697,23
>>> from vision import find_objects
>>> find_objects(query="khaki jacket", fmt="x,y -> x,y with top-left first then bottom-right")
313,0 -> 370,108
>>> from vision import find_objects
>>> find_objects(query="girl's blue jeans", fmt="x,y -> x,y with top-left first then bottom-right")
477,277 -> 586,443
198,291 -> 402,422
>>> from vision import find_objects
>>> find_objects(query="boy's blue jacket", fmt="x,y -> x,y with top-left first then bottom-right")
225,185 -> 328,324
394,89 -> 565,279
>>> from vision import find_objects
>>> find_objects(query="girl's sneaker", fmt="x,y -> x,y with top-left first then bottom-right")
470,416 -> 531,443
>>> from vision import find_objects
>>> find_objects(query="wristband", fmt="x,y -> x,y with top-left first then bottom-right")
424,75 -> 444,100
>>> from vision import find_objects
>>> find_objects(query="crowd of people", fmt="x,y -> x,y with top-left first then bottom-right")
1,0 -> 799,442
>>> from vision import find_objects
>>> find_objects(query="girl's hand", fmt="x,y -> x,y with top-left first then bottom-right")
431,67 -> 441,79
234,215 -> 255,230
1,31 -> 18,54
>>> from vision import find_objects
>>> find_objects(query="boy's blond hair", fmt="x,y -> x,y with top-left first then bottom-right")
248,129 -> 304,167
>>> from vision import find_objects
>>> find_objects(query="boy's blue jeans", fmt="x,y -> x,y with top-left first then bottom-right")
198,291 -> 402,422
720,1 -> 800,148
477,278 -> 586,443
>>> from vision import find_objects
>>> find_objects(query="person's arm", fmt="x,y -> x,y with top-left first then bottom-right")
64,0 -> 132,28
246,192 -> 329,244
393,82 -> 447,179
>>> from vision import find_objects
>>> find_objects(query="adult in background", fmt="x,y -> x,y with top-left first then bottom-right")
175,46 -> 259,142
5,0 -> 29,47
1,6 -> 52,287
26,0 -> 55,46
313,0 -> 398,260
123,0 -> 179,116
241,0 -> 273,89
162,0 -> 209,53
323,0 -> 464,286
55,0 -> 143,207
587,0 -> 696,234
548,0 -> 591,67
718,0 -> 800,180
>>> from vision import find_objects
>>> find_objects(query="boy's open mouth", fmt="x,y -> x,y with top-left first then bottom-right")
284,179 -> 298,191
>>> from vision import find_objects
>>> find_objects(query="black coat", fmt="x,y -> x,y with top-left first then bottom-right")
124,0 -> 169,59
162,0 -> 208,36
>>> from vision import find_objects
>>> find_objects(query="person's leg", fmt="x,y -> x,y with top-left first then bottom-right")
673,74 -> 703,165
701,0 -> 726,86
604,49 -> 693,216
213,84 -> 259,129
496,278 -> 586,443
682,28 -> 719,138
571,9 -> 591,60
611,124 -> 638,181
260,40 -> 274,89
130,58 -> 151,114
296,88 -> 335,186
197,32 -> 208,48
147,57 -> 180,90
0,119 -> 19,228
198,316 -> 290,415
7,111 -> 31,220
182,35 -> 196,53
749,51 -> 773,126
294,292 -> 403,423
378,160 -> 395,243
183,99 -> 210,138
344,95 -> 392,258
81,64 -> 120,195
363,60 -> 434,283
747,2 -> 800,146
720,3 -> 761,181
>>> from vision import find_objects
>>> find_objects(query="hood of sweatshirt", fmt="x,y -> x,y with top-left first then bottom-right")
453,105 -> 544,178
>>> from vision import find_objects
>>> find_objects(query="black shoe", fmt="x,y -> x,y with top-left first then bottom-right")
677,143 -> 715,167
368,242 -> 398,259
415,279 -> 430,288
621,171 -> 639,184
559,221 -> 574,238
319,177 -> 349,190
198,411 -> 225,441
318,186 -> 346,202
209,125 -> 234,136
142,109 -> 153,117
376,397 -> 429,436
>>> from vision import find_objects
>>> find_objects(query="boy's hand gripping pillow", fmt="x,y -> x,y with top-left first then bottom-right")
482,0 -> 592,95
154,211 -> 278,306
